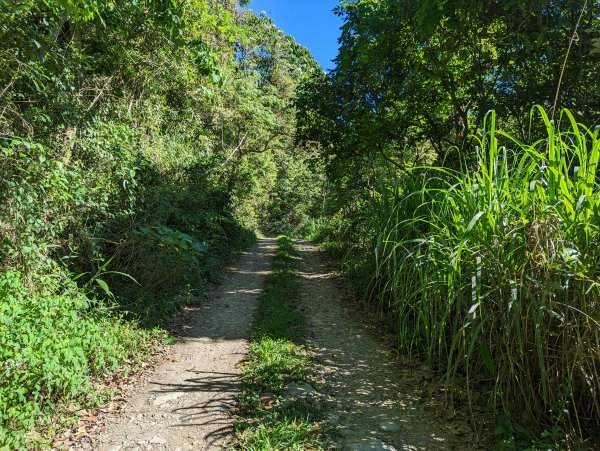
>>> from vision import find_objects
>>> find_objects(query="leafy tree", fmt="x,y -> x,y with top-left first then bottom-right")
299,0 -> 599,173
0,1 -> 323,444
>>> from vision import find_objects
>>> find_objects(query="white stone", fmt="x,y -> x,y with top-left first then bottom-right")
149,436 -> 167,445
284,381 -> 316,398
153,392 -> 183,406
378,421 -> 402,432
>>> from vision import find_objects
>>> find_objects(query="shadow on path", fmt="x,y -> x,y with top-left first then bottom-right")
296,240 -> 465,451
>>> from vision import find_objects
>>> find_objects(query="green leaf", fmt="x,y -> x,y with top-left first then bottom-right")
104,271 -> 141,285
95,278 -> 112,297
479,343 -> 496,376
466,211 -> 485,232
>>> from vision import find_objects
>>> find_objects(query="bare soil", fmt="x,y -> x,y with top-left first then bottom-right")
296,241 -> 479,451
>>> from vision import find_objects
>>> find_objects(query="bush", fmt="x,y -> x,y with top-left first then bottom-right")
0,1 -> 314,444
0,271 -> 153,448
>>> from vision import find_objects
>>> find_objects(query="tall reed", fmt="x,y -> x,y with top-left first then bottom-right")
369,108 -> 600,438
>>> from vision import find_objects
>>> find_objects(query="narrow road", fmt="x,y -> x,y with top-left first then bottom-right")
72,238 -> 476,450
89,239 -> 276,451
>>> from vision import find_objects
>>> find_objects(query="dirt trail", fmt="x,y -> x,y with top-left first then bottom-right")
73,238 -> 473,451
296,241 -> 465,451
85,238 -> 276,451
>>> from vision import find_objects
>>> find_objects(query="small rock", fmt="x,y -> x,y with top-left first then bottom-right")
153,392 -> 183,406
149,436 -> 167,445
284,381 -> 317,399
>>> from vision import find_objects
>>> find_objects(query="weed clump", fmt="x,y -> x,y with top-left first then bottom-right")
0,271 -> 155,447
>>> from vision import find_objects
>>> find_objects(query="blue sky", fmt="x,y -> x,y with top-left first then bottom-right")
246,0 -> 343,70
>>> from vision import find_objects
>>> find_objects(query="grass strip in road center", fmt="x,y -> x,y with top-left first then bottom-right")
234,236 -> 328,450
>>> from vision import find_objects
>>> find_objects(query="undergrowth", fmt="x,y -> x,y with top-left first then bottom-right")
235,236 -> 327,450
0,271 -> 162,448
0,1 -> 318,448
0,132 -> 254,448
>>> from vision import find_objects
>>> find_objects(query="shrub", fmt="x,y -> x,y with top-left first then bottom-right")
0,271 -> 152,448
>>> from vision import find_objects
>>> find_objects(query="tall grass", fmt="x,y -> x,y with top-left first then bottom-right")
369,108 -> 600,440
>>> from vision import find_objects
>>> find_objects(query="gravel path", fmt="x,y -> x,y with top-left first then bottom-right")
72,238 -> 478,451
90,238 -> 276,451
296,241 -> 466,451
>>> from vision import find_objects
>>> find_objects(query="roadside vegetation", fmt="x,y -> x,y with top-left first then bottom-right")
0,271 -> 162,447
0,1 -> 322,447
2,0 -> 600,448
298,0 -> 600,447
235,236 -> 326,450
369,110 -> 600,447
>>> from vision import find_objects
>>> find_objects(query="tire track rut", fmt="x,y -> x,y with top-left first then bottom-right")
85,239 -> 276,451
297,241 -> 470,451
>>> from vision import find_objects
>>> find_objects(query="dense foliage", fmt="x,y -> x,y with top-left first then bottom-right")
3,0 -> 600,446
298,0 -> 600,445
371,110 -> 600,444
0,0 -> 321,446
